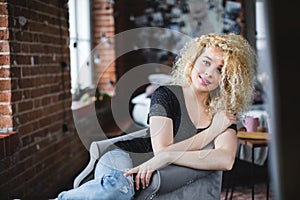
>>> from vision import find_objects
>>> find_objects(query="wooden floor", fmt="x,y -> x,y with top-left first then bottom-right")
221,184 -> 274,200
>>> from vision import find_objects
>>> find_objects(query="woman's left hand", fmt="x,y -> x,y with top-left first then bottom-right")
124,152 -> 170,190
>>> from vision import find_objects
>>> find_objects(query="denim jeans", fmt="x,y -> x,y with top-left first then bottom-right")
57,149 -> 135,200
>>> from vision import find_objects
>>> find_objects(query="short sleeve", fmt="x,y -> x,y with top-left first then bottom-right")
228,124 -> 237,132
147,86 -> 175,122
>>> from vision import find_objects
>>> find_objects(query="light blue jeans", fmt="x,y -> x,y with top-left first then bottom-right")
58,149 -> 135,200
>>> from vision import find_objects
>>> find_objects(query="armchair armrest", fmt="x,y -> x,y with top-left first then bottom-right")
135,142 -> 221,199
135,165 -> 217,199
156,165 -> 215,194
73,128 -> 149,188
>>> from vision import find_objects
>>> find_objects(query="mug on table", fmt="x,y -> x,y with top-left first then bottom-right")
242,116 -> 259,132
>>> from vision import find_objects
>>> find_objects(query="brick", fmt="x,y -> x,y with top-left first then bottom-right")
18,112 -> 28,124
31,87 -> 47,97
33,98 -> 41,108
0,79 -> 10,90
93,8 -> 113,15
0,55 -> 10,65
18,78 -> 33,89
20,135 -> 31,147
31,121 -> 40,131
21,67 -> 31,76
18,100 -> 33,113
10,78 -> 18,90
10,157 -> 33,177
9,167 -> 35,191
0,18 -> 8,28
15,55 -> 30,65
18,124 -> 33,137
0,91 -> 10,102
11,90 -> 22,101
27,109 -> 42,121
49,123 -> 60,133
9,0 -> 27,7
30,44 -> 44,54
0,154 -> 11,172
5,132 -> 19,156
0,136 -> 5,160
0,5 -> 8,16
10,42 -> 20,53
14,31 -> 32,42
28,1 -> 59,16
0,104 -> 11,115
22,89 -> 31,99
0,29 -> 9,40
0,116 -> 12,129
0,41 -> 10,52
0,170 -> 11,193
0,67 -> 10,78
46,26 -> 60,36
13,6 -> 30,19
18,144 -> 38,161
10,67 -> 20,77
20,43 -> 30,53
41,96 -> 51,105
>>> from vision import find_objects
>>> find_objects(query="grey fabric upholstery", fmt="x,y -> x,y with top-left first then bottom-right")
135,165 -> 222,200
74,128 -> 223,200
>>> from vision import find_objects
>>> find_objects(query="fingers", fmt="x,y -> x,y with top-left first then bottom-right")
217,110 -> 237,128
135,171 -> 141,190
124,166 -> 154,190
141,171 -> 147,189
145,170 -> 152,187
136,171 -> 153,190
226,110 -> 237,124
211,110 -> 237,135
132,169 -> 153,190
124,167 -> 137,177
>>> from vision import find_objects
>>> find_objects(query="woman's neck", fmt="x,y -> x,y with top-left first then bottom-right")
182,85 -> 212,127
184,85 -> 210,108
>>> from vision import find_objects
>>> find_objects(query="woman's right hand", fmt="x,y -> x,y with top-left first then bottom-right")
209,110 -> 237,136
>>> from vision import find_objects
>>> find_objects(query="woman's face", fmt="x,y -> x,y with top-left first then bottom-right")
190,47 -> 224,92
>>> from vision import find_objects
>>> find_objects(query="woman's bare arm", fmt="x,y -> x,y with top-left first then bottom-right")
125,128 -> 238,189
166,129 -> 238,170
150,110 -> 236,155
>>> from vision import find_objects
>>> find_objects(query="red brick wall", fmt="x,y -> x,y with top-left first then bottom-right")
0,1 -> 13,131
0,0 -> 89,199
91,0 -> 116,94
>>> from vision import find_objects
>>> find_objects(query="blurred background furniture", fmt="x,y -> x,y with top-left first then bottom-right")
222,131 -> 270,200
131,73 -> 172,127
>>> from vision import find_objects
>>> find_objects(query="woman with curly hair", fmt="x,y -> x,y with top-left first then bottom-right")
125,32 -> 256,190
57,33 -> 256,200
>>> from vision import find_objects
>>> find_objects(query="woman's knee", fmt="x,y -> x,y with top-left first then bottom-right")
95,149 -> 133,178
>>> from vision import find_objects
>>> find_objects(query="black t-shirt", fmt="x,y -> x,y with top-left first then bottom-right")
113,85 -> 237,153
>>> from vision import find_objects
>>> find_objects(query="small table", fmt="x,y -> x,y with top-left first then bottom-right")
237,131 -> 270,200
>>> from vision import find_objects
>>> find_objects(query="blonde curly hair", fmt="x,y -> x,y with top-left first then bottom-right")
171,33 -> 256,117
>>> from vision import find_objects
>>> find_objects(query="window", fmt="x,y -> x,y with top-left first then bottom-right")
68,0 -> 93,95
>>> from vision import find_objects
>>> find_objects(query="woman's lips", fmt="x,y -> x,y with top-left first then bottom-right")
199,76 -> 211,86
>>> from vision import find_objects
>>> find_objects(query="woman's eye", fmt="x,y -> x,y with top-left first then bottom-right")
217,67 -> 222,73
202,60 -> 210,65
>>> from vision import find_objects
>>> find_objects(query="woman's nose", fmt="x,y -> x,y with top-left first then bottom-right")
205,71 -> 212,77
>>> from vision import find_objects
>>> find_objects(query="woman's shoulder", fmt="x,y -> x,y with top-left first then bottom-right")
151,85 -> 183,102
154,84 -> 182,95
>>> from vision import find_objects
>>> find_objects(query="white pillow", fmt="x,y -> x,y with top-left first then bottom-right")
148,73 -> 172,85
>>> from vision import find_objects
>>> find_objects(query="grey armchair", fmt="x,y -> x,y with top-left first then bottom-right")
74,128 -> 223,200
